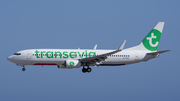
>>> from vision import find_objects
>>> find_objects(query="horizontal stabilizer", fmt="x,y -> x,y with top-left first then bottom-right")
147,50 -> 170,55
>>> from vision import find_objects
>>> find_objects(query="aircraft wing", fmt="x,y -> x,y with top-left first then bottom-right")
80,40 -> 126,65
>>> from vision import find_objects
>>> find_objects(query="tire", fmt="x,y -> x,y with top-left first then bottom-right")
22,68 -> 26,71
82,68 -> 87,73
87,68 -> 92,73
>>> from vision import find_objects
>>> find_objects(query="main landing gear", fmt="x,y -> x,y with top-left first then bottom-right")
82,66 -> 92,73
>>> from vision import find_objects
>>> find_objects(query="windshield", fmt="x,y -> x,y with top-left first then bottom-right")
14,53 -> 21,55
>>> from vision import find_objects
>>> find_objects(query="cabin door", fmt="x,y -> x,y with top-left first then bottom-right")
26,52 -> 32,59
134,52 -> 139,61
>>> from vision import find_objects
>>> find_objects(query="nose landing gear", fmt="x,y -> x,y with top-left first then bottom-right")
22,67 -> 26,71
21,65 -> 26,72
16,64 -> 26,71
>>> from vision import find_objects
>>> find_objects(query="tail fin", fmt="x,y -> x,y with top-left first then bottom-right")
131,22 -> 165,52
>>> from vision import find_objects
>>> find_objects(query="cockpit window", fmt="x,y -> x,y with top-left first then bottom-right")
14,53 -> 21,55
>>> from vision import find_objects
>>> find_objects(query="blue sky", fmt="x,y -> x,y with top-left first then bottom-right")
0,0 -> 179,101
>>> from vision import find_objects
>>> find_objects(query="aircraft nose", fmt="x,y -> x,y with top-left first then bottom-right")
7,55 -> 14,62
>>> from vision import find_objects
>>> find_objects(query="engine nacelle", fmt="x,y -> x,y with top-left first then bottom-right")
58,60 -> 81,68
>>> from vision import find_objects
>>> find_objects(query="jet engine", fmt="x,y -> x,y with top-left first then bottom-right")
58,60 -> 81,68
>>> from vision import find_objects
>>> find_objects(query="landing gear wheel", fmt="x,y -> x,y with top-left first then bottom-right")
82,68 -> 87,73
87,68 -> 92,73
22,68 -> 26,71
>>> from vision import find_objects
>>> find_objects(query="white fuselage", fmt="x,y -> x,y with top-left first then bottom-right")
7,48 -> 157,68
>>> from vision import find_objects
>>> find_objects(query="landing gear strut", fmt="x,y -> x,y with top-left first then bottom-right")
82,66 -> 92,73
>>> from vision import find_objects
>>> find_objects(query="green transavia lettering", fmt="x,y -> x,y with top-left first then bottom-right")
35,50 -> 96,59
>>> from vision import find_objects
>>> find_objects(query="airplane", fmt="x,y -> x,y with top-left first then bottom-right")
7,22 -> 170,73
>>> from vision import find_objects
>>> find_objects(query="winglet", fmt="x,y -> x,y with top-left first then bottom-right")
93,44 -> 97,50
118,40 -> 126,50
